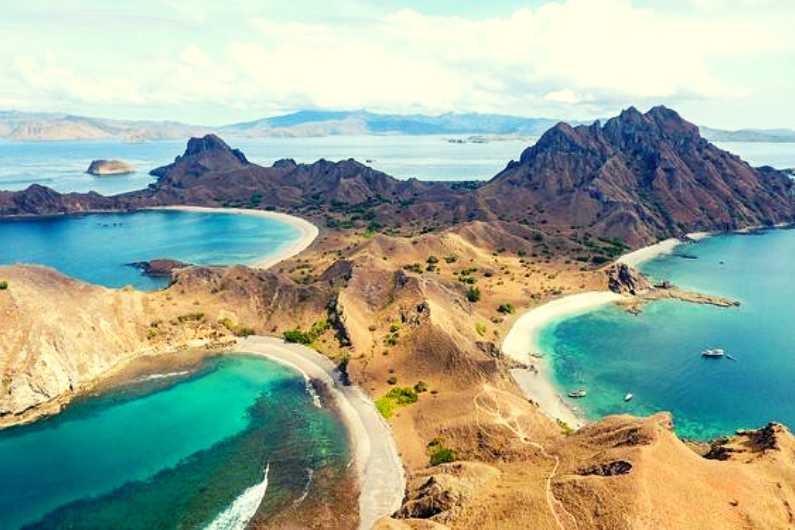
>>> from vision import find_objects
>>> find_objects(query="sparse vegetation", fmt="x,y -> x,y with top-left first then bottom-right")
466,286 -> 481,302
427,438 -> 457,466
177,312 -> 205,323
220,318 -> 255,337
475,322 -> 487,336
376,386 -> 419,418
283,319 -> 330,344
497,303 -> 515,314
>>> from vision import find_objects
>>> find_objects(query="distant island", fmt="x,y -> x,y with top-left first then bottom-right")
2,108 -> 793,143
86,159 -> 135,176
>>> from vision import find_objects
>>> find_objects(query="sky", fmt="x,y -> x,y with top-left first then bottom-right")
0,0 -> 793,129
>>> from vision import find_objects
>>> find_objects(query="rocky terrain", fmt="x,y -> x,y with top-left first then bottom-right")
478,106 -> 794,246
2,106 -> 795,529
86,159 -> 135,175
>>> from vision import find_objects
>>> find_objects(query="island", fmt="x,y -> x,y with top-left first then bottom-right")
86,159 -> 135,175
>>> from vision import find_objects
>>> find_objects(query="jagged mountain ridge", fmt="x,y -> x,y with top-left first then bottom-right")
1,107 -> 792,247
478,106 -> 794,244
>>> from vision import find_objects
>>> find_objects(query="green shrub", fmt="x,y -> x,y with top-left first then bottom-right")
389,321 -> 402,333
375,397 -> 396,418
177,312 -> 205,323
444,255 -> 458,264
427,438 -> 457,466
0,281 -> 7,290
466,286 -> 481,302
413,381 -> 429,393
386,386 -> 418,404
497,303 -> 515,314
426,255 -> 439,264
475,322 -> 487,336
283,319 -> 329,344
387,375 -> 398,385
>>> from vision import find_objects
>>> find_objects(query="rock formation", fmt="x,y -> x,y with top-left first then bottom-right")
86,159 -> 135,175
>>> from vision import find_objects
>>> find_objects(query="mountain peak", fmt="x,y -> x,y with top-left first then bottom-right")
150,134 -> 249,179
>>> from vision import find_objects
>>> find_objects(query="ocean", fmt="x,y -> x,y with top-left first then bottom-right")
540,228 -> 795,440
0,210 -> 301,290
0,354 -> 350,530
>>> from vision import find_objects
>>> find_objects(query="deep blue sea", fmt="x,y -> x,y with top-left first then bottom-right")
0,354 -> 350,530
0,210 -> 300,290
540,228 -> 795,440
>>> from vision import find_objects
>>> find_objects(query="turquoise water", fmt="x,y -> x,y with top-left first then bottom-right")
0,354 -> 350,530
0,210 -> 300,290
541,228 -> 795,440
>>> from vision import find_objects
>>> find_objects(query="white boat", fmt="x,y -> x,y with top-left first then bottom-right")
702,348 -> 725,358
568,389 -> 587,398
624,393 -> 633,402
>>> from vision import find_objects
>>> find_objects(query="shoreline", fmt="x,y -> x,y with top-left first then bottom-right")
502,292 -> 624,428
146,205 -> 319,270
502,231 -> 711,427
234,335 -> 405,530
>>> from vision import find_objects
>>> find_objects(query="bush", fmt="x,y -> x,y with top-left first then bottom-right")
466,286 -> 481,303
497,303 -> 515,314
375,397 -> 396,418
0,281 -> 7,290
219,318 -> 255,337
426,255 -> 439,264
444,255 -> 458,264
475,322 -> 487,336
283,320 -> 329,345
386,386 -> 418,404
413,381 -> 429,393
427,438 -> 457,466
177,312 -> 205,323
386,375 -> 398,385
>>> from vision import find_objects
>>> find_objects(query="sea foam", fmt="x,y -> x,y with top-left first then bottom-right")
204,463 -> 270,530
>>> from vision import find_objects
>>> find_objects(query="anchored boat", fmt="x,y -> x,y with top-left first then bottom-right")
702,348 -> 725,358
624,393 -> 633,402
568,389 -> 587,398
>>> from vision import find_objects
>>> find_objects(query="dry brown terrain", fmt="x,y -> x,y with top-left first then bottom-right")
3,218 -> 795,530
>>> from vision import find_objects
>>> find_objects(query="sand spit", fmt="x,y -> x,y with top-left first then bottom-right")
235,336 -> 405,530
147,206 -> 319,270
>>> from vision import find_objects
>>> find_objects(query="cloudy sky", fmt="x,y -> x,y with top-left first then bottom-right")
1,0 -> 792,129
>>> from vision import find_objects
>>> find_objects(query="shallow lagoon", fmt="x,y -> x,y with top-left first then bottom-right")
0,354 -> 350,530
541,228 -> 795,439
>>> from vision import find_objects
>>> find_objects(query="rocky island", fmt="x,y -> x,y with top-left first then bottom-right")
86,159 -> 135,175
2,107 -> 795,529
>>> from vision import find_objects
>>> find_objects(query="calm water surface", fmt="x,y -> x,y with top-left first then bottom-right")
541,228 -> 795,439
0,354 -> 350,530
0,210 -> 300,290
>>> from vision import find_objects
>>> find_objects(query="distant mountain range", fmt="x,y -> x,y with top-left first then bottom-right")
1,109 -> 794,143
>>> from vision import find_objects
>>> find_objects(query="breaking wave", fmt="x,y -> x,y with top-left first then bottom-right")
204,463 -> 270,530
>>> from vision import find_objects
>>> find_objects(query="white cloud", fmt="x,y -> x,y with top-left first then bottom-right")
1,0 -> 792,121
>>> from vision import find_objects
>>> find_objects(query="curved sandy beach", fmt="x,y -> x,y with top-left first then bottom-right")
235,336 -> 405,530
147,206 -> 319,270
504,232 -> 714,427
503,292 -> 624,428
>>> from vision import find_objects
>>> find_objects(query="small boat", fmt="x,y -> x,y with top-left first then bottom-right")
568,389 -> 587,398
624,393 -> 633,402
702,348 -> 725,358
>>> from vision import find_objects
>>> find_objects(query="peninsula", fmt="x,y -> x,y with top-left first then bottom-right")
2,106 -> 795,529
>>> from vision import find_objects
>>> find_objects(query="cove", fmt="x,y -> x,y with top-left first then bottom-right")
0,354 -> 350,530
540,228 -> 795,440
0,210 -> 301,290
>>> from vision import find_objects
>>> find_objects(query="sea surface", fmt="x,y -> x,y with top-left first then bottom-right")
0,210 -> 300,290
0,354 -> 350,530
540,228 -> 795,439
0,135 -> 535,194
0,137 -> 792,196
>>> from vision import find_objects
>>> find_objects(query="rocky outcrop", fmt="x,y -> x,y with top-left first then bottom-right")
477,106 -> 795,246
128,259 -> 190,278
86,159 -> 135,175
0,184 -> 120,216
606,263 -> 651,295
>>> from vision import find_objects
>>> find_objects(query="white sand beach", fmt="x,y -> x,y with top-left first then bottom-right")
147,206 -> 319,270
503,292 -> 624,428
235,336 -> 405,530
